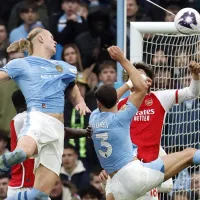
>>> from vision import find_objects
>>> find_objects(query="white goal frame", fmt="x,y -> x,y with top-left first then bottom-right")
130,22 -> 179,63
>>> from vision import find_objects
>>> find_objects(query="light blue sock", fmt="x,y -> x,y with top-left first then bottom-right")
193,150 -> 200,165
0,149 -> 27,174
6,188 -> 49,200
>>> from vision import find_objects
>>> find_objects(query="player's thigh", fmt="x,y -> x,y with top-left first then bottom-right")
34,164 -> 59,195
161,148 -> 196,181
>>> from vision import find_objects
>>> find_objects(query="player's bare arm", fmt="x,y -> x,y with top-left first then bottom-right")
0,71 -> 10,83
64,126 -> 92,138
67,84 -> 91,115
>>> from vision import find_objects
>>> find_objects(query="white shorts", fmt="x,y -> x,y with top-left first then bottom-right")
136,189 -> 158,200
19,110 -> 64,176
111,160 -> 164,200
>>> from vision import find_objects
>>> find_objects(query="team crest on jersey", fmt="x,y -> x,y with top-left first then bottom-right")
56,65 -> 63,72
120,104 -> 127,111
145,98 -> 153,106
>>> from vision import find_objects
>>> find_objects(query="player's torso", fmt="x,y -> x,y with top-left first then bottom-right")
119,93 -> 166,162
90,109 -> 134,173
9,113 -> 35,188
16,57 -> 77,113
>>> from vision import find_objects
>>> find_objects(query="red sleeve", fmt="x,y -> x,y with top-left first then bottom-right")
10,120 -> 17,151
117,97 -> 129,110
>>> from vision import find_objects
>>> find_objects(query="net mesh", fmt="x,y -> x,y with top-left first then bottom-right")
141,33 -> 200,199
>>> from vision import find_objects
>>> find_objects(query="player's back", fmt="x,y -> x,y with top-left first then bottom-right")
90,102 -> 137,174
0,56 -> 77,113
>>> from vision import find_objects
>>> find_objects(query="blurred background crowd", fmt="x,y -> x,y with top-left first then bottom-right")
0,0 -> 200,199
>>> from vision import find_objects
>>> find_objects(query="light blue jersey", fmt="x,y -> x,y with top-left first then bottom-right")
0,56 -> 77,113
90,102 -> 138,174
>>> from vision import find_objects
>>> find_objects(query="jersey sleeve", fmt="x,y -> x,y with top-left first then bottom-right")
153,79 -> 200,111
116,101 -> 138,127
117,97 -> 128,110
0,59 -> 25,79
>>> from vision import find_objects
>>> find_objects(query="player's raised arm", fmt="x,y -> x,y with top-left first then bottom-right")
0,71 -> 10,83
108,46 -> 150,108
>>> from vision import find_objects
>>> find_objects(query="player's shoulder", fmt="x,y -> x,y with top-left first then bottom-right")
5,58 -> 27,68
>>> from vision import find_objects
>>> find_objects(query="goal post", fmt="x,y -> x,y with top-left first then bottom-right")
130,21 -> 200,199
130,22 -> 178,63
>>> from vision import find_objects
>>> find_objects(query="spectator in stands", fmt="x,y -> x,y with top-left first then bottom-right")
62,44 -> 83,72
164,5 -> 180,22
50,176 -> 72,200
0,130 -> 9,156
171,191 -> 189,200
56,0 -> 88,46
60,144 -> 90,191
0,20 -> 9,68
8,0 -> 49,32
98,60 -> 117,86
90,169 -> 105,198
152,49 -> 168,67
154,67 -> 171,89
190,170 -> 200,199
9,2 -> 44,43
0,175 -> 9,200
78,3 -> 89,20
79,186 -> 102,200
75,8 -> 115,67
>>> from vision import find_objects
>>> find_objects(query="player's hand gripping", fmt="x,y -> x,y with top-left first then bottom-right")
75,102 -> 91,116
99,170 -> 108,185
189,61 -> 200,74
107,46 -> 125,63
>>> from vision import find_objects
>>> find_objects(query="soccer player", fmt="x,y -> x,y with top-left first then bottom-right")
0,28 -> 90,199
100,60 -> 200,199
90,46 -> 200,200
7,89 -> 92,197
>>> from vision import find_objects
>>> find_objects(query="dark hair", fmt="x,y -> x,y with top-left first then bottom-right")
79,186 -> 102,199
0,174 -> 10,180
98,60 -> 116,74
134,62 -> 154,81
95,85 -> 117,109
0,19 -> 6,27
12,90 -> 26,113
62,0 -> 80,3
0,129 -> 8,142
64,143 -> 77,154
89,167 -> 102,181
19,2 -> 38,13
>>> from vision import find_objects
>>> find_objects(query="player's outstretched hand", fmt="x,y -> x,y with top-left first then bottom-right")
99,170 -> 108,185
85,126 -> 92,137
75,102 -> 91,116
189,61 -> 200,74
107,46 -> 125,63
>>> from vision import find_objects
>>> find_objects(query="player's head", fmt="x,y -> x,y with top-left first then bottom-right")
95,85 -> 117,110
12,89 -> 27,114
7,28 -> 57,56
134,62 -> 154,81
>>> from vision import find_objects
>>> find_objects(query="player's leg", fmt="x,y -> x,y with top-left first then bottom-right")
162,147 -> 198,181
0,136 -> 37,175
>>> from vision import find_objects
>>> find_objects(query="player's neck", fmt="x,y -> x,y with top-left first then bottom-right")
100,105 -> 118,113
32,49 -> 52,60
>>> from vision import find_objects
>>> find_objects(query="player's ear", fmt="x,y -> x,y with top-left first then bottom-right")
38,35 -> 44,43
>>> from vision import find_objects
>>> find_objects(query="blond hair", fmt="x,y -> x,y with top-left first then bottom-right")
7,28 -> 44,55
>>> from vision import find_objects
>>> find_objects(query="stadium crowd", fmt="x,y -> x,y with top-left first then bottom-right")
0,0 -> 200,199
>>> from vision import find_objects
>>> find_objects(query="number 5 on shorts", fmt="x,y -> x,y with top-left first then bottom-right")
96,133 -> 112,158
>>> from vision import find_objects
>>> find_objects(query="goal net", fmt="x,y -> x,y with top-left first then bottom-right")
130,22 -> 200,200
